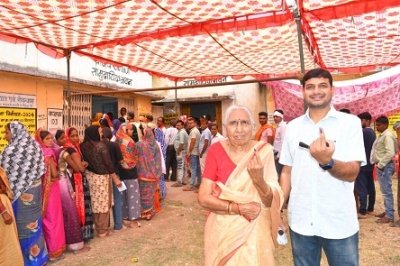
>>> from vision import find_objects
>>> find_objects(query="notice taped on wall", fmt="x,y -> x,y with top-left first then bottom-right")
47,108 -> 63,135
0,107 -> 37,151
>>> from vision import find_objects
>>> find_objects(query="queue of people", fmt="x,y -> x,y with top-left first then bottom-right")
0,109 -> 182,265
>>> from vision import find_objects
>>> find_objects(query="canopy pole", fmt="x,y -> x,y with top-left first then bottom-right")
66,50 -> 72,126
174,80 -> 178,114
71,75 -> 299,96
294,6 -> 305,74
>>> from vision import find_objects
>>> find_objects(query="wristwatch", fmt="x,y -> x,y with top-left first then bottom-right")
319,159 -> 335,170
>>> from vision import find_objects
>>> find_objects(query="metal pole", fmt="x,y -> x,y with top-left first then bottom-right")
174,80 -> 178,114
66,50 -> 72,126
71,75 -> 299,96
294,8 -> 305,74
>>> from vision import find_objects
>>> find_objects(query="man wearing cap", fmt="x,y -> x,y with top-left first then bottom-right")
273,109 -> 287,176
255,111 -> 275,144
391,121 -> 400,227
355,112 -> 376,218
371,116 -> 398,223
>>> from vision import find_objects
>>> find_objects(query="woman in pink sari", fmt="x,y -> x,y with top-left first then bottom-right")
36,129 -> 66,261
198,105 -> 284,266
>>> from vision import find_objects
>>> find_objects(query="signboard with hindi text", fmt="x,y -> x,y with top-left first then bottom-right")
0,92 -> 36,108
47,108 -> 63,135
0,107 -> 37,151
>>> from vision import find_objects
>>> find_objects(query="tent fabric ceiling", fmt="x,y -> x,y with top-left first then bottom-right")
0,0 -> 399,81
270,73 -> 400,121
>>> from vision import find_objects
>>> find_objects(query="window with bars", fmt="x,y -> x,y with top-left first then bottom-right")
63,91 -> 92,139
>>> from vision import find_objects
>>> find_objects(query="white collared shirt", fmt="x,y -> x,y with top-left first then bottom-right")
165,126 -> 178,146
279,107 -> 366,239
211,132 -> 225,145
273,121 -> 287,157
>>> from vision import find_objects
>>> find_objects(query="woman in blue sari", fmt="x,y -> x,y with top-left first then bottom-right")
0,121 -> 48,265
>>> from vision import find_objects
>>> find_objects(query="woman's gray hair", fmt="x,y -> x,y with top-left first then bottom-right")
223,105 -> 256,129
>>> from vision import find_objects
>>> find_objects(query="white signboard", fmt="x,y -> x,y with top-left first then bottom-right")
47,108 -> 63,135
0,93 -> 36,108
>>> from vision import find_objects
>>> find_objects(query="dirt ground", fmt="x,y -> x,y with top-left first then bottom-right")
54,180 -> 400,266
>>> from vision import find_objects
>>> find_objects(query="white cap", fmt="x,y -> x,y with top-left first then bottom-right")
273,111 -> 284,118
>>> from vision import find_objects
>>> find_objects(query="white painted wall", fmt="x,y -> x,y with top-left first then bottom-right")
154,76 -> 264,136
0,41 -> 152,89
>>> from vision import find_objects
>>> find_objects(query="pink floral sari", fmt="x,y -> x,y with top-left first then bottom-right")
35,130 -> 66,259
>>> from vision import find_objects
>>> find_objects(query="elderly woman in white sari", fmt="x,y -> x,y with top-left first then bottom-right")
198,105 -> 284,266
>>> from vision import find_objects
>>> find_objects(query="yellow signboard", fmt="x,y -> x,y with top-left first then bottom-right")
389,113 -> 400,135
0,107 -> 37,151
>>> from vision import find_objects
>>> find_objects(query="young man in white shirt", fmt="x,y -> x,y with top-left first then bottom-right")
183,117 -> 201,191
279,68 -> 365,266
172,120 -> 188,187
273,109 -> 287,176
165,120 -> 178,182
199,115 -> 212,175
210,123 -> 225,145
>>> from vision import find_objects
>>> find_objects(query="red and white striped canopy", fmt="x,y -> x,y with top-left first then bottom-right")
0,0 -> 399,81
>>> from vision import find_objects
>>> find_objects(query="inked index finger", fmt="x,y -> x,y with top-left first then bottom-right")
319,127 -> 326,148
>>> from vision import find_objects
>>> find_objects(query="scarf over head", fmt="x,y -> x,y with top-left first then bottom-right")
112,119 -> 121,136
35,128 -> 57,160
116,124 -> 138,169
83,125 -> 101,143
64,127 -> 82,155
0,121 -> 45,202
102,113 -> 113,128
35,128 -> 57,214
64,127 -> 86,225
91,113 -> 103,126
135,128 -> 162,181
